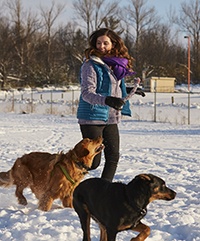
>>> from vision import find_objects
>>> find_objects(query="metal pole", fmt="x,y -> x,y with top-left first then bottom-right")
188,37 -> 191,125
184,36 -> 191,125
31,89 -> 33,113
50,90 -> 53,114
154,80 -> 157,122
72,90 -> 75,114
12,91 -> 14,112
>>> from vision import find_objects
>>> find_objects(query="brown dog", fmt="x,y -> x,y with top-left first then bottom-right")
73,174 -> 176,241
0,137 -> 104,211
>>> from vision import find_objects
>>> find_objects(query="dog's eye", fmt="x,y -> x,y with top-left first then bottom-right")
161,184 -> 166,189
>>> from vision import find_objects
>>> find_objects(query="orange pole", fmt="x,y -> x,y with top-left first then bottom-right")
184,35 -> 191,124
188,36 -> 190,92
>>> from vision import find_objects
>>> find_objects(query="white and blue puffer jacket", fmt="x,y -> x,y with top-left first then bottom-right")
77,56 -> 131,123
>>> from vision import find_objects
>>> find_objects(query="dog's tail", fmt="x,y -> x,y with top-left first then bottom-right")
0,170 -> 13,187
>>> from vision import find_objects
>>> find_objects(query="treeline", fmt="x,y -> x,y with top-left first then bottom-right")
0,0 -> 200,89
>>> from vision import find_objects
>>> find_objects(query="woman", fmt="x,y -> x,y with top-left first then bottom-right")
77,28 -> 136,182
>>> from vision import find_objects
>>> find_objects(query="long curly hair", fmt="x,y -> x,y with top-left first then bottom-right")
85,28 -> 134,69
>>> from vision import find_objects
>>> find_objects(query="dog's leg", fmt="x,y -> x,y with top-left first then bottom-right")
99,224 -> 107,241
15,185 -> 28,206
99,224 -> 108,241
0,171 -> 12,186
81,211 -> 91,241
73,201 -> 91,241
62,196 -> 73,208
130,221 -> 151,241
106,229 -> 117,241
38,193 -> 54,211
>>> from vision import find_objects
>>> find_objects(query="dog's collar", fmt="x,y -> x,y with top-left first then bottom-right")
54,151 -> 89,185
58,164 -> 76,185
125,200 -> 147,227
130,202 -> 147,217
74,161 -> 89,173
138,207 -> 147,217
133,207 -> 147,228
125,189 -> 147,222
71,151 -> 90,173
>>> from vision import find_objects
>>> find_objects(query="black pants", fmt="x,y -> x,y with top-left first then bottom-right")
80,124 -> 119,182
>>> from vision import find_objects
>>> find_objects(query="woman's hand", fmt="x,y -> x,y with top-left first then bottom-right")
105,96 -> 125,110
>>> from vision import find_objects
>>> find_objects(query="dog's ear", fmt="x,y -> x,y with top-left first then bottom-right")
136,174 -> 152,181
74,143 -> 89,158
79,148 -> 89,158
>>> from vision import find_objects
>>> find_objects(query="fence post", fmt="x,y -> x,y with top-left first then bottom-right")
50,90 -> 53,114
154,80 -> 157,122
188,91 -> 190,125
31,89 -> 33,113
171,96 -> 174,104
11,91 -> 14,112
72,90 -> 75,114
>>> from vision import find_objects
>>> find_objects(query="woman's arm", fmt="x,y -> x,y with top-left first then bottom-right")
81,61 -> 106,106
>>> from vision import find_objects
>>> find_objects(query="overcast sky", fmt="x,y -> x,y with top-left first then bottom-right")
18,0 -> 183,24
2,0 -> 186,44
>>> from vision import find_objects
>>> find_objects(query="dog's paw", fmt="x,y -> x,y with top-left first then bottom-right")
18,198 -> 28,206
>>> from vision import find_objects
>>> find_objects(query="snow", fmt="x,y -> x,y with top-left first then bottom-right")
0,84 -> 199,125
0,85 -> 200,241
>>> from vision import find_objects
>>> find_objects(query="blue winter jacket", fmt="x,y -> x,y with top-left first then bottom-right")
77,58 -> 131,122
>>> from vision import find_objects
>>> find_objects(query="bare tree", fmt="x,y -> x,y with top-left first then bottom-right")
73,0 -> 94,38
39,0 -> 65,83
123,0 -> 159,70
0,17 -> 12,89
138,24 -> 186,81
55,23 -> 87,84
73,0 -> 120,38
178,0 -> 200,83
1,0 -> 198,87
3,0 -> 41,86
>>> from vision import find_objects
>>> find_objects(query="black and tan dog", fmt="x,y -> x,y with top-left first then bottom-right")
0,137 -> 104,211
73,173 -> 176,241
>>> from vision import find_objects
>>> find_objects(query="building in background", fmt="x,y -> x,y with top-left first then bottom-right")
144,77 -> 176,92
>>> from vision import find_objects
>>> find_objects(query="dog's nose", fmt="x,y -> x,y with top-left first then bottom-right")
170,190 -> 176,199
173,190 -> 176,197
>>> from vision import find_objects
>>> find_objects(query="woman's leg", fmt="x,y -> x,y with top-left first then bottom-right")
79,125 -> 104,169
101,124 -> 119,182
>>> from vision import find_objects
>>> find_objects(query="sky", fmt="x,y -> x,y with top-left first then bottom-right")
16,0 -> 184,25
0,0 -> 186,43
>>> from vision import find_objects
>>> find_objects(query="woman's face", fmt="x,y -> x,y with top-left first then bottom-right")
96,35 -> 112,54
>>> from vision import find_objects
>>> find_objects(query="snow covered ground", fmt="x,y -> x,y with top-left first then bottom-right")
0,84 -> 199,125
0,85 -> 199,241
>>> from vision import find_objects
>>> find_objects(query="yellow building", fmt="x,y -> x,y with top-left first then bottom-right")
144,77 -> 176,92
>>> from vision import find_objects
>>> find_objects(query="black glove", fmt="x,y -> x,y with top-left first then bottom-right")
105,96 -> 125,110
135,88 -> 146,97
